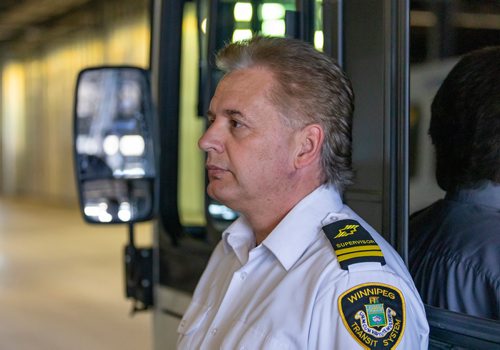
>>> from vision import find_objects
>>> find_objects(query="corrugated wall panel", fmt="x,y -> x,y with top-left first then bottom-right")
0,3 -> 150,204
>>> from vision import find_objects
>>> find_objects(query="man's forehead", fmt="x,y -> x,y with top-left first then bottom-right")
220,66 -> 276,88
210,67 -> 276,107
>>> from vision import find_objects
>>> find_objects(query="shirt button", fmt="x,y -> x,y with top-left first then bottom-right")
210,328 -> 218,336
240,272 -> 248,280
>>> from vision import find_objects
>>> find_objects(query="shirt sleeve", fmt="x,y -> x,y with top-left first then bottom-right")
308,266 -> 429,350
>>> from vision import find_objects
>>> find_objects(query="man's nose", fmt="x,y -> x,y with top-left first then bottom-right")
198,122 -> 224,153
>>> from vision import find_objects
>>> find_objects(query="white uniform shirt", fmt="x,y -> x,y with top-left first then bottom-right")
177,185 -> 429,349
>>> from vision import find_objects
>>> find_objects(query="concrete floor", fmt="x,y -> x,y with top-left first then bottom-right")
0,197 -> 153,350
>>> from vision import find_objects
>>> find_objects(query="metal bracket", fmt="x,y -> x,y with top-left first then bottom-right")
124,224 -> 153,314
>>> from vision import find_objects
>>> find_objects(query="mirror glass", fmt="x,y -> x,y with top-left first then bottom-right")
74,67 -> 156,223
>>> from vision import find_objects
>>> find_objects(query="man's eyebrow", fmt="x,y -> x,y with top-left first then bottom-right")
225,109 -> 245,118
206,109 -> 246,119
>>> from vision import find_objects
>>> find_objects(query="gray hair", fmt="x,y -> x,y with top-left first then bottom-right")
216,36 -> 354,192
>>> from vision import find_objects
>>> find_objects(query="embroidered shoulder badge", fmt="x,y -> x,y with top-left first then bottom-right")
323,219 -> 386,270
339,283 -> 406,349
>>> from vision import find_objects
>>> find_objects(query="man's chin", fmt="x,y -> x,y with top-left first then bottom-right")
207,186 -> 235,209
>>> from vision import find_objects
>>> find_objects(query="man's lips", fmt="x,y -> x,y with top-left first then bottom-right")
206,164 -> 229,177
206,164 -> 226,171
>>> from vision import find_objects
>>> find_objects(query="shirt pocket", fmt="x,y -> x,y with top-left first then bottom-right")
177,301 -> 211,337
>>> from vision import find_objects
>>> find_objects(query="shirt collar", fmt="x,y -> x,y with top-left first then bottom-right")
262,184 -> 344,271
446,181 -> 500,210
221,185 -> 344,269
222,215 -> 256,265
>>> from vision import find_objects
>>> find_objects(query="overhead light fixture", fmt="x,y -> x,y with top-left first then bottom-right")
234,3 -> 253,22
119,135 -> 145,156
314,31 -> 324,50
261,20 -> 285,37
260,3 -> 285,20
232,29 -> 253,42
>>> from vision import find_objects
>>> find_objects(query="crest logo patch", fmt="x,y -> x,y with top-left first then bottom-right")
338,283 -> 405,349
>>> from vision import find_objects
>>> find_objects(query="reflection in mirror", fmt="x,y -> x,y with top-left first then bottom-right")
81,179 -> 153,223
74,67 -> 156,224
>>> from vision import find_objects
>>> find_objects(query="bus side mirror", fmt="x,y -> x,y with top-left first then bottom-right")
73,67 -> 157,224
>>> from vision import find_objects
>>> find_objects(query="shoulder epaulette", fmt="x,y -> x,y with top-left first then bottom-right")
323,219 -> 386,270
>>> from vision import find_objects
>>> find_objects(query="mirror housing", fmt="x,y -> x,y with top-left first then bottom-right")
73,66 -> 157,224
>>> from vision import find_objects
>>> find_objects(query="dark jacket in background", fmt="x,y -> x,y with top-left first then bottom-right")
409,181 -> 500,320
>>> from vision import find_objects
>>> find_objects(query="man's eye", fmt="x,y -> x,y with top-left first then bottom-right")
230,119 -> 242,128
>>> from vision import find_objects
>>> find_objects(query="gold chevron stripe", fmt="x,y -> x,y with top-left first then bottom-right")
337,251 -> 384,262
336,245 -> 381,256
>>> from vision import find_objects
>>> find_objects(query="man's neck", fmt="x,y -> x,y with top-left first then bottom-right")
244,183 -> 321,245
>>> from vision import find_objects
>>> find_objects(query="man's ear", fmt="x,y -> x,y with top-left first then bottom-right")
294,124 -> 324,169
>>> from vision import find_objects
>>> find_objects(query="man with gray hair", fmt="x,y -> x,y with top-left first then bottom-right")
177,36 -> 428,349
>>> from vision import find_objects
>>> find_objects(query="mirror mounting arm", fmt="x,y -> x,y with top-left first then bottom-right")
124,223 -> 153,314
